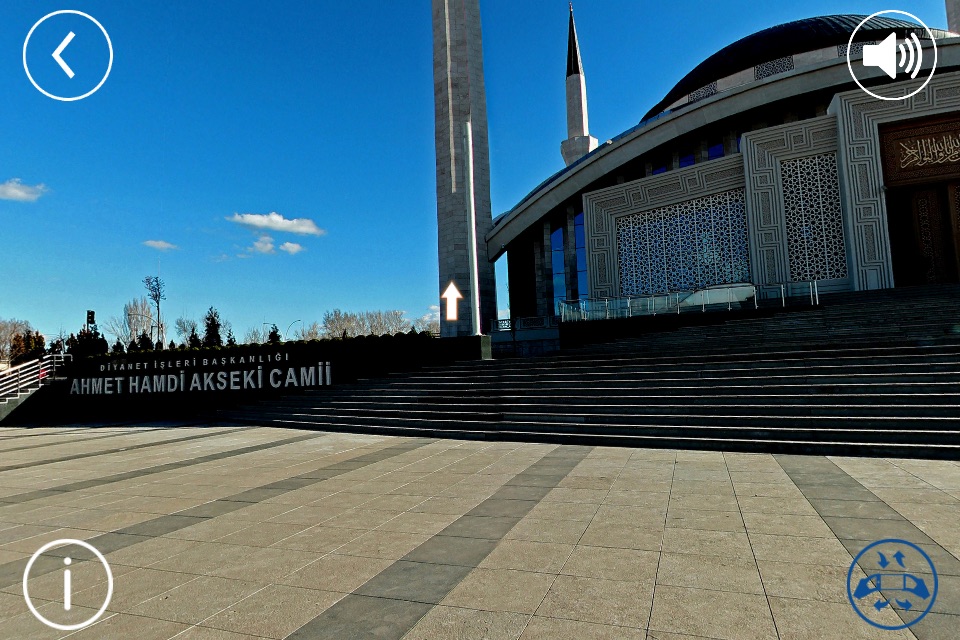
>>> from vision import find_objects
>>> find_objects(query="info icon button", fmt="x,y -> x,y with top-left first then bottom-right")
22,10 -> 114,102
23,539 -> 114,631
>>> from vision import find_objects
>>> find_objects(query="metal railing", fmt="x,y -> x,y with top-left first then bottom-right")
558,281 -> 821,323
0,354 -> 71,404
493,316 -> 560,332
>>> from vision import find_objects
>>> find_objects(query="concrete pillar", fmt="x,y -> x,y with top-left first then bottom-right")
433,0 -> 498,336
948,0 -> 960,33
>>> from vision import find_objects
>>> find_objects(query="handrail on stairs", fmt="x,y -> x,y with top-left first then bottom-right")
0,354 -> 72,404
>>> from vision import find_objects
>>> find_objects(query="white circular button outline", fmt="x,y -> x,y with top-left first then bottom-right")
22,10 -> 114,102
846,10 -> 938,102
23,538 -> 114,631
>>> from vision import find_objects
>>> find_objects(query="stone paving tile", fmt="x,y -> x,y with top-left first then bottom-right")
648,585 -> 777,640
279,552 -> 392,593
536,574 -> 654,628
478,539 -> 574,573
560,545 -> 659,582
403,605 -> 529,639
657,551 -> 764,594
201,584 -> 345,639
767,596 -> 915,640
66,612 -> 192,639
521,616 -> 647,639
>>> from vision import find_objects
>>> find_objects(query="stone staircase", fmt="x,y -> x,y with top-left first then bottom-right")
222,286 -> 960,458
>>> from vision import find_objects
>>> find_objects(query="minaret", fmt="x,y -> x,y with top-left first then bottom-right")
948,0 -> 960,33
561,4 -> 598,166
433,0 -> 497,337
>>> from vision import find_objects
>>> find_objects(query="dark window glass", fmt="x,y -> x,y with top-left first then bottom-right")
708,142 -> 724,160
574,213 -> 589,299
551,227 -> 566,311
737,135 -> 742,152
652,165 -> 667,175
679,153 -> 695,168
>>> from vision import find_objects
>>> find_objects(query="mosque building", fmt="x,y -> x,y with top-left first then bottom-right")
484,7 -> 960,329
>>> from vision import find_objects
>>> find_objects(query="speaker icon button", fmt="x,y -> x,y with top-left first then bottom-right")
846,11 -> 938,102
864,31 -> 924,80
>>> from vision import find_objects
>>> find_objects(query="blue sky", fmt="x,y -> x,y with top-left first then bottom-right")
0,1 -> 951,341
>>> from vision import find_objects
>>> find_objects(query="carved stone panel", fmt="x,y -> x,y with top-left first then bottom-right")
741,115 -> 848,290
583,155 -> 746,298
880,114 -> 960,187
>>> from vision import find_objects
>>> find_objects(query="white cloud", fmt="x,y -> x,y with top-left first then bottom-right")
250,235 -> 275,254
279,242 -> 304,255
227,212 -> 325,236
143,240 -> 178,251
0,178 -> 47,202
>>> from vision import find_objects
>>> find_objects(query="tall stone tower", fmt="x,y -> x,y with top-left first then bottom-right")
949,0 -> 960,33
433,0 -> 497,337
561,4 -> 598,166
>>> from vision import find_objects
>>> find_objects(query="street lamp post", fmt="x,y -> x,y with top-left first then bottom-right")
285,320 -> 302,341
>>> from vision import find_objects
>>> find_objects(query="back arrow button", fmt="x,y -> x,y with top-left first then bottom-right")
52,31 -> 76,78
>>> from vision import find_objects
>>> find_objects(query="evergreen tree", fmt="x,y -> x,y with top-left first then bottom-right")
168,340 -> 177,350
226,329 -> 237,347
128,339 -> 138,353
188,327 -> 202,349
68,328 -> 108,358
267,324 -> 282,345
111,340 -> 125,355
202,307 -> 223,348
10,331 -> 46,365
137,331 -> 153,351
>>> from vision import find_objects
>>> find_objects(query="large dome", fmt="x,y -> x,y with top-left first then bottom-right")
643,15 -> 954,119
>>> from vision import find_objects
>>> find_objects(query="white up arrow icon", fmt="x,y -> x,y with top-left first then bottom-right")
441,283 -> 463,322
52,31 -> 76,78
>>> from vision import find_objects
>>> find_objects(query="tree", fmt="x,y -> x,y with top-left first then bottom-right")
143,276 -> 166,344
243,326 -> 266,345
267,324 -> 282,345
175,316 -> 198,341
105,297 -> 153,346
318,309 -> 415,339
0,318 -> 32,364
111,340 -> 125,354
413,311 -> 440,335
168,340 -> 177,350
188,327 -> 202,349
203,307 -> 223,348
295,322 -> 324,341
48,338 -> 65,355
68,328 -> 108,359
136,331 -> 153,351
226,329 -> 237,347
321,309 -> 362,338
10,331 -> 45,365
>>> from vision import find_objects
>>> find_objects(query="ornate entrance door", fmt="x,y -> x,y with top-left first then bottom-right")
880,116 -> 960,286
911,187 -> 956,284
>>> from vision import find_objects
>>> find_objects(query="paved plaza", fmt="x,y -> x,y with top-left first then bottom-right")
0,425 -> 957,639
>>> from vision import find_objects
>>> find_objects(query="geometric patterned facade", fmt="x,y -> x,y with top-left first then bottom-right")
616,189 -> 749,295
780,153 -> 848,281
578,72 -> 960,304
